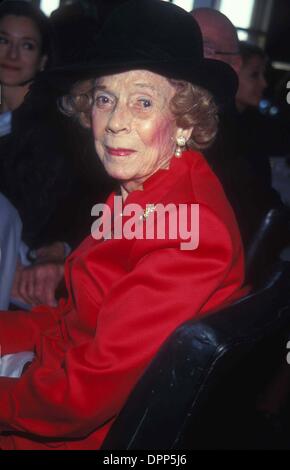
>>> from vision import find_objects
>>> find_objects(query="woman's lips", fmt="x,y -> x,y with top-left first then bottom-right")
105,146 -> 136,157
1,64 -> 21,71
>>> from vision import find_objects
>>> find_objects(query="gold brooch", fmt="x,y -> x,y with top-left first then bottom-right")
141,204 -> 156,221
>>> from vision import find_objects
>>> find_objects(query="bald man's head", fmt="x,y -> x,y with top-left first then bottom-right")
192,8 -> 241,75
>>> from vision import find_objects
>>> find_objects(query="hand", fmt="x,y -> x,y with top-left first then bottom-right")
11,261 -> 65,308
34,241 -> 67,263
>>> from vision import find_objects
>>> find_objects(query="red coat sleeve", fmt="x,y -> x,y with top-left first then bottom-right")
0,299 -> 71,355
0,205 -> 244,439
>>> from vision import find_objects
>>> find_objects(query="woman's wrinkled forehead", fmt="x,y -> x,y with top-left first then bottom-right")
94,70 -> 176,99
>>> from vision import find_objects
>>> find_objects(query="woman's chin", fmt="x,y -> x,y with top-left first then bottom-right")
104,167 -> 134,184
0,76 -> 29,87
102,161 -> 133,182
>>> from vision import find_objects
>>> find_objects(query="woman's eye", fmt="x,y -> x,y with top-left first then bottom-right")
22,42 -> 36,51
139,98 -> 152,108
95,95 -> 114,108
0,36 -> 8,45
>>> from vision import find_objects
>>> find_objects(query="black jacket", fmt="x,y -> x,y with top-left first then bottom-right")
204,105 -> 282,249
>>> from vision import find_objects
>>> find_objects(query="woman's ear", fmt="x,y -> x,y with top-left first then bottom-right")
176,127 -> 193,144
39,55 -> 48,72
174,127 -> 194,157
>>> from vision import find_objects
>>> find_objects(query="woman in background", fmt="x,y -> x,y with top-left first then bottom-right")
236,42 -> 267,112
0,0 -> 50,116
0,0 -> 68,254
235,42 -> 290,204
0,0 -> 67,308
0,1 -> 113,307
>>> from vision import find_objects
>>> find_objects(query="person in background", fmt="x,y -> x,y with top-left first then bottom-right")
192,8 -> 284,252
0,0 -> 73,252
234,42 -> 273,196
0,1 -> 114,308
0,0 -> 246,449
0,0 -> 67,307
0,194 -> 22,310
235,42 -> 290,182
0,0 -> 50,115
191,7 -> 241,76
236,42 -> 267,112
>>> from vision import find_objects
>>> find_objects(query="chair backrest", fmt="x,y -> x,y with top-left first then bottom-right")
101,261 -> 290,450
245,205 -> 290,288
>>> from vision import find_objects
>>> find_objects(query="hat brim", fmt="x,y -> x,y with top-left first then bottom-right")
39,55 -> 238,105
39,56 -> 238,108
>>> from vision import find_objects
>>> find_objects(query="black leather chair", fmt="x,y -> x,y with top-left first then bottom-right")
102,261 -> 290,450
245,205 -> 290,288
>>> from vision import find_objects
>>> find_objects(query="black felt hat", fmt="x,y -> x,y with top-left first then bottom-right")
43,0 -> 238,105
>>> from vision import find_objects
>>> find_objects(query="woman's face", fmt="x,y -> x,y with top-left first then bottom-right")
91,70 -> 179,194
236,55 -> 267,110
0,15 -> 47,87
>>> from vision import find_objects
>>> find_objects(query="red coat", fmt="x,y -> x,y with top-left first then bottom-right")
0,150 -> 247,449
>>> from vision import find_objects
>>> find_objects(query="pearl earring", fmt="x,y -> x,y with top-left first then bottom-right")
175,136 -> 186,157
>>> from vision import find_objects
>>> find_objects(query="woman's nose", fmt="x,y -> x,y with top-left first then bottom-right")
7,42 -> 19,61
107,103 -> 131,134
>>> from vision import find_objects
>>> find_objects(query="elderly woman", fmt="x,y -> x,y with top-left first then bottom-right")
0,0 -> 246,450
